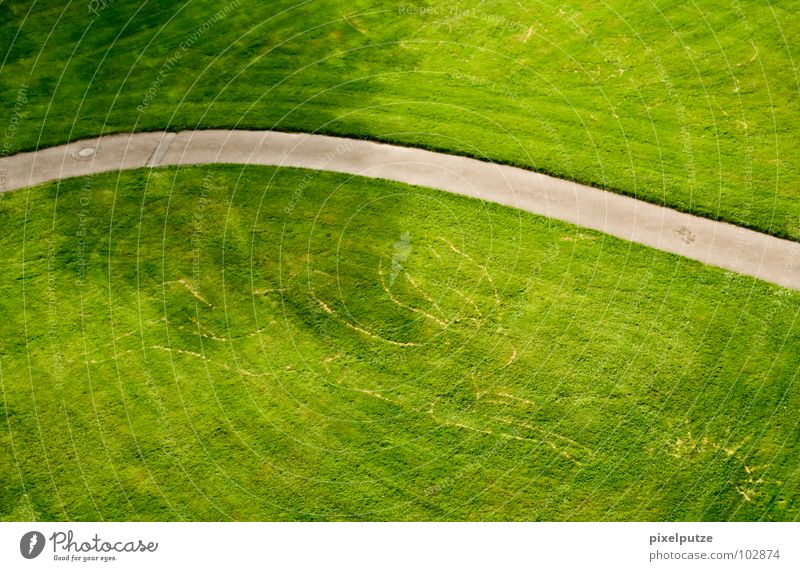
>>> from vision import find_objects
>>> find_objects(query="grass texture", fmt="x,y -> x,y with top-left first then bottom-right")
0,1 -> 798,237
0,165 -> 798,520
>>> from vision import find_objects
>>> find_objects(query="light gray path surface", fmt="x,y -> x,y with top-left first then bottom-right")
1,129 -> 799,290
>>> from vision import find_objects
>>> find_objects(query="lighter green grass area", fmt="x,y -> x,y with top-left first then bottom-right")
0,1 -> 799,236
0,166 -> 799,521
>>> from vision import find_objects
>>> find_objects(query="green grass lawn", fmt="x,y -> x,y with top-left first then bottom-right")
1,1 -> 798,237
1,165 -> 798,521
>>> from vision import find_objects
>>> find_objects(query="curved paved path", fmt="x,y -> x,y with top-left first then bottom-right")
1,129 -> 799,290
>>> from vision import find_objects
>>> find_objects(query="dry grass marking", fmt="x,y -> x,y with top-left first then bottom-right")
163,278 -> 213,307
504,347 -> 518,367
496,417 -> 590,465
148,345 -> 262,377
189,317 -> 229,342
495,389 -> 534,407
403,272 -> 449,319
379,264 -> 448,327
347,386 -> 399,405
735,464 -> 781,503
523,25 -> 534,42
668,431 -> 742,459
437,237 -> 501,303
448,286 -> 484,319
427,402 -> 586,465
252,287 -> 284,296
310,294 -> 419,347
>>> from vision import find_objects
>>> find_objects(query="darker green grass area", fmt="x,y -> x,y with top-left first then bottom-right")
0,1 -> 798,237
0,165 -> 798,521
